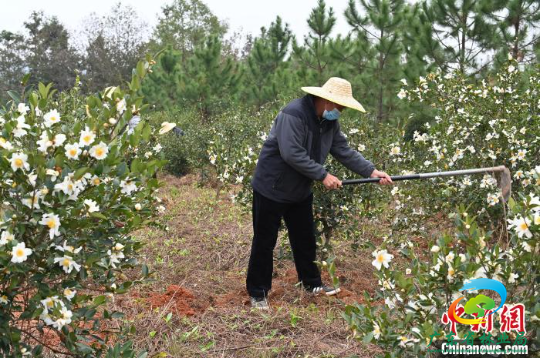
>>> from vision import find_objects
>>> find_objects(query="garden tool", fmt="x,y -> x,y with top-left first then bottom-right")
342,165 -> 512,202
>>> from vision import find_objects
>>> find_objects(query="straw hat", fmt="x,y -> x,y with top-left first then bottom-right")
301,77 -> 366,113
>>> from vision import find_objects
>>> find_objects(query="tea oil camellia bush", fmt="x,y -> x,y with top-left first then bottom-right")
0,54 -> 172,357
342,58 -> 540,357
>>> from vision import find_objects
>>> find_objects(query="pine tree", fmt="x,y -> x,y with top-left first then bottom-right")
179,36 -> 242,122
427,0 -> 506,75
0,31 -> 26,103
141,46 -> 182,109
292,0 -> 336,86
345,0 -> 407,123
243,16 -> 295,108
488,0 -> 540,67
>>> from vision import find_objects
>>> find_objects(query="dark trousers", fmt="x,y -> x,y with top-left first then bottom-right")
246,189 -> 322,298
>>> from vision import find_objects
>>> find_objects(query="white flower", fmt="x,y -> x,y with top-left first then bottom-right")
349,128 -> 359,134
116,98 -> 126,114
43,109 -> 61,127
507,216 -> 532,238
55,241 -> 82,254
372,249 -> 394,270
153,143 -> 162,153
157,205 -> 165,213
487,193 -> 500,206
108,118 -> 117,125
508,65 -> 515,73
22,192 -> 41,209
391,187 -> 399,196
135,203 -> 142,211
120,180 -> 137,195
397,89 -> 407,99
90,175 -> 101,186
431,245 -> 440,253
83,199 -> 99,213
508,273 -> 519,284
54,134 -> 66,147
0,137 -> 13,150
0,231 -> 15,245
89,142 -> 109,160
52,307 -> 73,329
390,146 -> 401,155
37,132 -> 53,153
445,251 -> 455,263
65,143 -> 82,160
373,322 -> 381,339
11,242 -> 32,263
159,122 -> 176,135
400,78 -> 407,86
406,268 -> 411,275
54,255 -> 81,274
9,153 -> 29,172
39,213 -> 61,239
79,127 -> 96,146
13,115 -> 30,137
447,265 -> 456,281
17,103 -> 30,114
63,288 -> 76,300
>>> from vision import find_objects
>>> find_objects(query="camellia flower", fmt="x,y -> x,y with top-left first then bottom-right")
64,288 -> 76,300
17,103 -> 30,114
372,249 -> 394,270
116,98 -> 126,113
120,179 -> 137,195
0,137 -> 13,150
54,255 -> 81,274
37,132 -> 53,153
79,126 -> 96,147
83,199 -> 99,213
40,213 -> 61,239
373,322 -> 381,339
13,116 -> 31,137
65,143 -> 82,160
507,216 -> 532,238
159,122 -> 176,135
390,146 -> 401,155
11,242 -> 32,263
53,133 -> 66,147
89,142 -> 108,160
52,306 -> 73,330
431,245 -> 440,253
0,231 -> 15,245
43,109 -> 61,127
55,241 -> 82,255
9,152 -> 29,172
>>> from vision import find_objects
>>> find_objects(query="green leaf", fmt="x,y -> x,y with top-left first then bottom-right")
73,167 -> 90,181
90,212 -> 108,220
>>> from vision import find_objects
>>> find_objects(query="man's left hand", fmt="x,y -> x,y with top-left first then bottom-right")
370,169 -> 393,185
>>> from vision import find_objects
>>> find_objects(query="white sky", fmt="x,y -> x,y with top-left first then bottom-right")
0,0 -> 353,40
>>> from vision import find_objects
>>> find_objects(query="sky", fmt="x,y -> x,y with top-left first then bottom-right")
0,0 -> 353,41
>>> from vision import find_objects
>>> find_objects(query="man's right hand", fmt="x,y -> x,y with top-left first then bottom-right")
322,173 -> 342,190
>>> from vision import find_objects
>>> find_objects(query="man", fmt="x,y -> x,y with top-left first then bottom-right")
247,77 -> 393,310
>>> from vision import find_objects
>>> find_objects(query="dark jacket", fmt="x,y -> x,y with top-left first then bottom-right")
251,94 -> 376,203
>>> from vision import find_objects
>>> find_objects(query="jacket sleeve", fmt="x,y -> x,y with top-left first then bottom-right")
274,111 -> 328,181
329,121 -> 375,178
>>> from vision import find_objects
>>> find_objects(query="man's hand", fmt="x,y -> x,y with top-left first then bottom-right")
370,169 -> 393,185
323,173 -> 342,190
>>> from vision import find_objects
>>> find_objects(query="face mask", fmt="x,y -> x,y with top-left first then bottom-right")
322,108 -> 341,121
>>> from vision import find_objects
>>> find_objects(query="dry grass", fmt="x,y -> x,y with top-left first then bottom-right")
105,173 -> 452,358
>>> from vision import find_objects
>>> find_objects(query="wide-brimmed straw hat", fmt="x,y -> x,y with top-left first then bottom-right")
301,77 -> 366,113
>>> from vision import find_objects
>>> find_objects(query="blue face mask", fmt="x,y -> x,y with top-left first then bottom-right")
322,108 -> 341,120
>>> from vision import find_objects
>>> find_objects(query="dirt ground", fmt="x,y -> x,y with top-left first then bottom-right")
105,173 -> 448,357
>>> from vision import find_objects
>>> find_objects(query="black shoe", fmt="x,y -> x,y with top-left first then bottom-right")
305,284 -> 341,296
